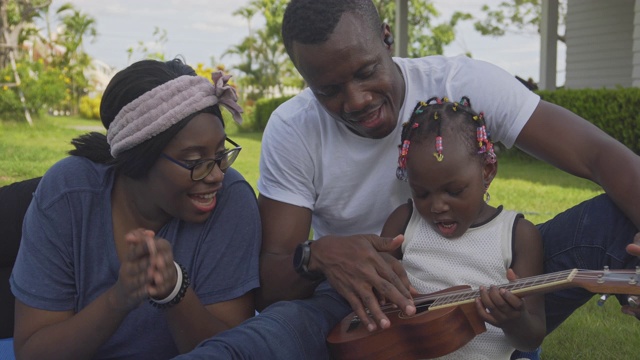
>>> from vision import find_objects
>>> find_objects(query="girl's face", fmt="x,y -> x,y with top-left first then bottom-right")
146,113 -> 228,224
407,133 -> 496,238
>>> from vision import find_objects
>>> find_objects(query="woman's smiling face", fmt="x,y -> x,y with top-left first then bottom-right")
147,113 -> 228,223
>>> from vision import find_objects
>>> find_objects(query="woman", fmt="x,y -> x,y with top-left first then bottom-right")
10,58 -> 260,359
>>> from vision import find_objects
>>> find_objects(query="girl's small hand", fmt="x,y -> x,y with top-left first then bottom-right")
476,285 -> 525,328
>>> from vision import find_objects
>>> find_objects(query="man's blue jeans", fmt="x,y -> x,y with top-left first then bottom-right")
174,281 -> 351,359
177,194 -> 639,360
541,193 -> 638,332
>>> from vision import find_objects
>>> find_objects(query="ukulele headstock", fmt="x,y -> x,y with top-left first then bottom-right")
573,267 -> 640,295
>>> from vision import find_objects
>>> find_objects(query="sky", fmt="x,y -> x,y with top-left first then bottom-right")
59,0 -> 566,86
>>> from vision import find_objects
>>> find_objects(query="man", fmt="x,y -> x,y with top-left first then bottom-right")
257,0 -> 640,350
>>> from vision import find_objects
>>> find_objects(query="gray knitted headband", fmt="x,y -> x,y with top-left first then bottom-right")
107,71 -> 243,157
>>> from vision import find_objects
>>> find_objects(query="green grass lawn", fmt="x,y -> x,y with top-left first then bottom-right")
0,115 -> 263,188
1,115 -> 639,358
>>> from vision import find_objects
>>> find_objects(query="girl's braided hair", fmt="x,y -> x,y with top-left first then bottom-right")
396,96 -> 496,181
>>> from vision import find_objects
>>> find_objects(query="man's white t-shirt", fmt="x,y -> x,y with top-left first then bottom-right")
258,55 -> 540,239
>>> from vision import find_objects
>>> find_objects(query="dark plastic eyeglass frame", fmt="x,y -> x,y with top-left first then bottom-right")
160,137 -> 242,181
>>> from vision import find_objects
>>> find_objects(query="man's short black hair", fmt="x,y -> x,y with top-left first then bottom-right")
282,0 -> 382,58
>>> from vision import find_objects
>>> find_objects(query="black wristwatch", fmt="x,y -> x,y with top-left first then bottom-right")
293,240 -> 326,281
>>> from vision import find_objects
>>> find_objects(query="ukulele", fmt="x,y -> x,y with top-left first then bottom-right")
327,267 -> 640,360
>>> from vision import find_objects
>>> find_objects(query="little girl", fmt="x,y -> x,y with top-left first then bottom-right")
382,97 -> 546,359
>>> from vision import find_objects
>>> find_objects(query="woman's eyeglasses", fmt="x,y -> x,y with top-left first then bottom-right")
160,137 -> 242,181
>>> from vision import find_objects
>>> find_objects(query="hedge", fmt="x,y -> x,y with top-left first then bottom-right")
537,87 -> 640,154
252,95 -> 294,131
247,88 -> 640,154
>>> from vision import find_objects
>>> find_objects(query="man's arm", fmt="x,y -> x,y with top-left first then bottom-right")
256,194 -> 415,331
516,100 -> 640,229
256,195 -> 317,310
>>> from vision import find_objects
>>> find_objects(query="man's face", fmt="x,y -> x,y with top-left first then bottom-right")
290,12 -> 405,139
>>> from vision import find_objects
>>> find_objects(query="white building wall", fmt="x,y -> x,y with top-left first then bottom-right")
632,0 -> 640,86
565,0 -> 634,89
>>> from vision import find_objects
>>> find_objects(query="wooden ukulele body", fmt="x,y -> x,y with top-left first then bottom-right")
327,268 -> 640,359
327,286 -> 486,360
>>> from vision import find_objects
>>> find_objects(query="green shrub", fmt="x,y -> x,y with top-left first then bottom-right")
235,104 -> 256,133
537,88 -> 640,154
0,59 -> 67,120
0,84 -> 24,120
78,95 -> 101,120
253,95 -> 294,131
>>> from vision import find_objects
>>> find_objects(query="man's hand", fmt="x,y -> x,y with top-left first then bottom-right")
625,233 -> 640,257
310,234 -> 416,332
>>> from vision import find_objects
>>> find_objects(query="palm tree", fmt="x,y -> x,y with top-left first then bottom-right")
225,0 -> 300,101
54,2 -> 96,114
0,0 -> 52,66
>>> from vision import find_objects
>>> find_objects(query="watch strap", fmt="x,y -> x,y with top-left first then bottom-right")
294,240 -> 326,281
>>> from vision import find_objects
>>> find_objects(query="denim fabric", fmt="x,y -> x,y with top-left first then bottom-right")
174,282 -> 350,360
540,194 -> 638,333
0,338 -> 15,360
510,347 -> 541,360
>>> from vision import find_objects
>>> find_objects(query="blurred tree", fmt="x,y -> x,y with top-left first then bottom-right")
373,0 -> 473,57
475,0 -> 567,43
0,0 -> 51,67
126,27 -> 168,63
226,0 -> 473,99
53,2 -> 97,115
225,0 -> 301,102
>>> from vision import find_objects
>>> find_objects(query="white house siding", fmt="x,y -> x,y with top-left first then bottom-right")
565,0 -> 634,89
633,0 -> 640,86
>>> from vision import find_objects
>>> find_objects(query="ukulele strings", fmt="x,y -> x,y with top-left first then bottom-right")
385,269 -> 576,314
372,269 -> 573,315
374,268 -> 637,316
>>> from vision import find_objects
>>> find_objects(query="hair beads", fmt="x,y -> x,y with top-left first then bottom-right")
396,96 -> 497,181
397,122 -> 420,181
434,136 -> 444,162
474,113 -> 496,164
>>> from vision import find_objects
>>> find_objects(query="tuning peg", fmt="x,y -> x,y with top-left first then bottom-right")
597,294 -> 610,306
628,295 -> 640,308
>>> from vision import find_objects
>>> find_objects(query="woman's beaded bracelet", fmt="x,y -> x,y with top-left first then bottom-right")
149,261 -> 190,309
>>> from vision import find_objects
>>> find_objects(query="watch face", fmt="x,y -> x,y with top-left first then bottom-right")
293,243 -> 306,271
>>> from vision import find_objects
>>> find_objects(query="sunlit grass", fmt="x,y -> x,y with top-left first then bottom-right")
491,153 -> 603,226
1,115 -> 639,358
0,116 -> 93,185
0,115 -> 262,188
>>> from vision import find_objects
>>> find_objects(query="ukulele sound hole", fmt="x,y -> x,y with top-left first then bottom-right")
346,308 -> 374,332
346,316 -> 362,332
398,299 -> 434,319
416,304 -> 430,314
